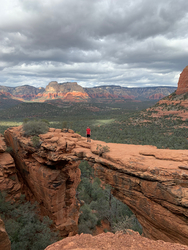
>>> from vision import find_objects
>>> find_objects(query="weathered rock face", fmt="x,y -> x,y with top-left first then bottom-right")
46,82 -> 85,94
0,136 -> 19,250
89,145 -> 188,245
4,127 -> 81,237
0,218 -> 11,250
4,126 -> 188,245
0,134 -> 21,200
176,66 -> 188,95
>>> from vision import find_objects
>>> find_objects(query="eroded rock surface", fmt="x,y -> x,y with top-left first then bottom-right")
0,134 -> 21,200
45,231 -> 188,250
4,126 -> 188,245
176,66 -> 188,95
4,127 -> 81,237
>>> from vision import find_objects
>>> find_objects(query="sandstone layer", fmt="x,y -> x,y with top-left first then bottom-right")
176,66 -> 188,95
0,136 -> 19,250
3,126 -> 188,245
0,134 -> 21,200
4,127 -> 81,237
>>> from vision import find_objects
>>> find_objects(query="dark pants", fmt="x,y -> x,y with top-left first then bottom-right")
87,134 -> 91,141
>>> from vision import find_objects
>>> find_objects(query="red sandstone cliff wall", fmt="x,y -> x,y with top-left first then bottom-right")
4,127 -> 81,237
176,66 -> 188,95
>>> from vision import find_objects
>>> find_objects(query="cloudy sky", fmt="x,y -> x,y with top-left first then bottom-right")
1,0 -> 188,89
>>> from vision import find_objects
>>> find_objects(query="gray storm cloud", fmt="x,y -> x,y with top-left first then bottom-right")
0,0 -> 188,88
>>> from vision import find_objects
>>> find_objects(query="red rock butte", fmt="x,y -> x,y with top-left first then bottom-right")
1,126 -> 188,246
176,66 -> 188,95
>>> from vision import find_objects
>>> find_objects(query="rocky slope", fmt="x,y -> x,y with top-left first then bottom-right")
45,231 -> 188,250
2,126 -> 188,246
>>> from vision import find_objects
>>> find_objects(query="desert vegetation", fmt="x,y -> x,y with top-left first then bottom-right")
77,161 -> 142,234
0,192 -> 59,250
0,100 -> 187,149
23,119 -> 49,137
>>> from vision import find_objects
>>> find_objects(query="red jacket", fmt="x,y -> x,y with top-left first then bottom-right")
86,128 -> 91,135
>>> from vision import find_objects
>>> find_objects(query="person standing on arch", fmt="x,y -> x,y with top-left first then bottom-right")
86,126 -> 91,142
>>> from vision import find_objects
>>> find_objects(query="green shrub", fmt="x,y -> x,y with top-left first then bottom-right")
77,161 -> 139,235
31,136 -> 40,148
5,146 -> 13,153
62,121 -> 68,129
41,119 -> 49,124
78,223 -> 92,234
112,215 -> 142,234
96,144 -> 110,156
23,120 -> 49,136
79,161 -> 94,178
23,118 -> 29,124
78,204 -> 98,233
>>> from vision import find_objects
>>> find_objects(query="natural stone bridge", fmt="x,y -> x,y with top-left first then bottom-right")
2,127 -> 188,245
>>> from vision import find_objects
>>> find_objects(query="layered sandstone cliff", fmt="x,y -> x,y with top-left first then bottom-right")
0,134 -> 21,200
4,127 -> 81,237
176,66 -> 188,95
0,135 -> 19,250
3,126 -> 188,246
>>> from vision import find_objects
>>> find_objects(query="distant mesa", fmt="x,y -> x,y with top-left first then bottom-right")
45,81 -> 60,92
176,66 -> 188,95
44,81 -> 89,102
46,81 -> 85,93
